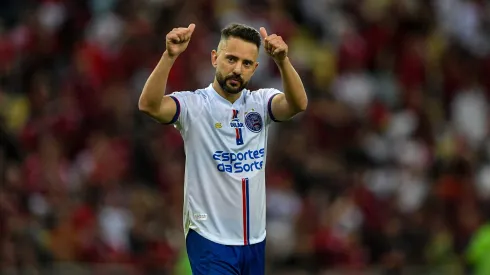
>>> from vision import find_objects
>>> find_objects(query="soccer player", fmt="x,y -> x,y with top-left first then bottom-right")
138,23 -> 308,274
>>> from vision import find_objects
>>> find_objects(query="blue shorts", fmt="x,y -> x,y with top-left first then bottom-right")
186,230 -> 266,275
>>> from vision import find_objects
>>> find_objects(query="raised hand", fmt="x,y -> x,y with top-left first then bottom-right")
259,27 -> 288,63
166,24 -> 196,58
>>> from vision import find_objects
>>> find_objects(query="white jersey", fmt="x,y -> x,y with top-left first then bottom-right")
167,84 -> 281,246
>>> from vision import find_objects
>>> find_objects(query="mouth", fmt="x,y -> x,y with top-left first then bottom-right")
227,78 -> 241,87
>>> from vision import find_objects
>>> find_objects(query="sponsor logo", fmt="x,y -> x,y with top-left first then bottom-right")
215,122 -> 222,129
212,148 -> 265,173
230,118 -> 244,128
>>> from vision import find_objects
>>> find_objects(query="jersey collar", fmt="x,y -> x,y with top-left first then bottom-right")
206,83 -> 247,106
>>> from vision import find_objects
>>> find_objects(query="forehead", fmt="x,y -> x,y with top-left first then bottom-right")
220,37 -> 259,61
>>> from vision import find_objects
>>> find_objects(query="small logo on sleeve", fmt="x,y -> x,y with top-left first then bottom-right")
245,112 -> 263,133
193,213 -> 208,221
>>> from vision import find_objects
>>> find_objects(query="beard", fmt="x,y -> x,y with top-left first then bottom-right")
216,71 -> 248,94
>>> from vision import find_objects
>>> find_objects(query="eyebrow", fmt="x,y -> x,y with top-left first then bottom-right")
225,54 -> 254,64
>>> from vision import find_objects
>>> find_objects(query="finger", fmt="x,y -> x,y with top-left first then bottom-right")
183,25 -> 195,40
188,23 -> 196,34
264,42 -> 271,54
259,27 -> 268,40
267,36 -> 281,45
264,33 -> 278,53
265,39 -> 277,50
269,36 -> 285,46
167,33 -> 180,43
272,47 -> 284,56
174,24 -> 195,41
263,37 -> 271,52
264,43 -> 272,54
266,37 -> 276,49
176,32 -> 185,42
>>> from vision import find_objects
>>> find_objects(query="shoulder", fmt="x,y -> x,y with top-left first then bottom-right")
248,87 -> 282,95
245,87 -> 282,103
168,88 -> 210,103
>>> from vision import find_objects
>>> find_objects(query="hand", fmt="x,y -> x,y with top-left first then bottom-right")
165,24 -> 196,58
259,27 -> 288,63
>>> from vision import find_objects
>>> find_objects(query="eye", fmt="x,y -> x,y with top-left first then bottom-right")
227,57 -> 235,63
243,61 -> 252,68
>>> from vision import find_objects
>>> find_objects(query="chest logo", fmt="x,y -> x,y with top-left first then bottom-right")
230,118 -> 244,128
245,112 -> 263,133
232,109 -> 244,145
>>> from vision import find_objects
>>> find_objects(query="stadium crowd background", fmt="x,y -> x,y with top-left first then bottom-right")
1,0 -> 490,274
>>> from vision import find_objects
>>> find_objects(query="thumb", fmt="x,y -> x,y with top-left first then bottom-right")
188,23 -> 196,34
259,27 -> 268,39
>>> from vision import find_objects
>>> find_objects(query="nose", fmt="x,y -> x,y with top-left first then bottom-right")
233,62 -> 242,74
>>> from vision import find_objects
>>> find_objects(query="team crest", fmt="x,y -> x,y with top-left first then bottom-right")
245,112 -> 263,133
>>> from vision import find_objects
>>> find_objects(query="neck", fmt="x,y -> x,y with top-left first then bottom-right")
212,79 -> 242,104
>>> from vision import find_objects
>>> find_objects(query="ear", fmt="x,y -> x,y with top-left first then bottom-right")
211,50 -> 218,68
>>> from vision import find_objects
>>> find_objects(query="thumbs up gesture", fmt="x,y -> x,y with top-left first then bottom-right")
166,24 -> 196,58
259,27 -> 288,63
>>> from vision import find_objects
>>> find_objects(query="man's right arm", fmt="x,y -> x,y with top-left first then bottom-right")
138,51 -> 178,124
138,24 -> 195,124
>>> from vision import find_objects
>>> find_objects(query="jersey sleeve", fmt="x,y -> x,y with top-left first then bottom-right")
164,91 -> 197,132
257,88 -> 283,124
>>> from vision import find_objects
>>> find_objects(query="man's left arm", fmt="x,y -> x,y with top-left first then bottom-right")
260,27 -> 308,121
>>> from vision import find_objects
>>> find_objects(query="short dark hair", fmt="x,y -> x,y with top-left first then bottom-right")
220,23 -> 261,50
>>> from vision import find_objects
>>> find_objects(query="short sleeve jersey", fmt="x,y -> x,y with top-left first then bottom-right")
168,84 -> 281,245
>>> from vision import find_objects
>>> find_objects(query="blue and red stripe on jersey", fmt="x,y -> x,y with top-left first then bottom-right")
232,109 -> 244,145
242,178 -> 250,245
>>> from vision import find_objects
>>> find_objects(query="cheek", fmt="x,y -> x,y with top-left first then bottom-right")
243,68 -> 256,80
217,62 -> 232,73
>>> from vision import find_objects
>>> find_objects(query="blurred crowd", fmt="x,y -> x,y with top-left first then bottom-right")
1,0 -> 490,274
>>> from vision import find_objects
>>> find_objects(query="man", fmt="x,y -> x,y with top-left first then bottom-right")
138,23 -> 307,275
